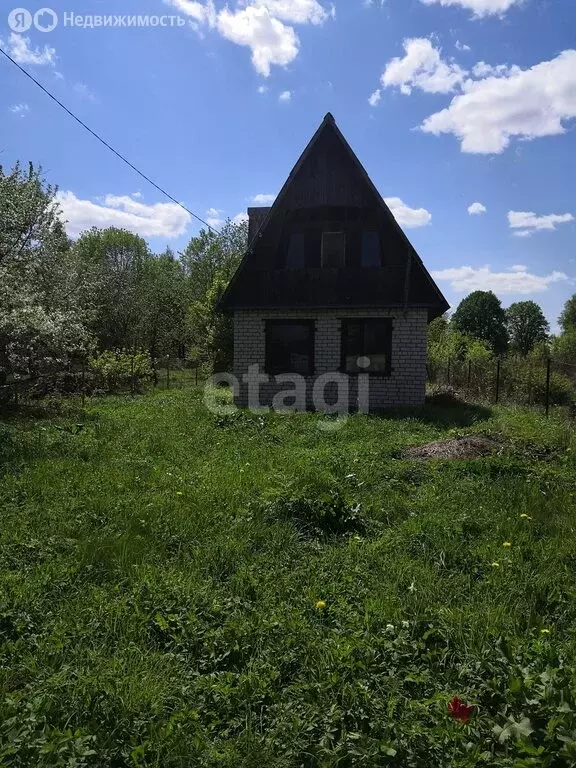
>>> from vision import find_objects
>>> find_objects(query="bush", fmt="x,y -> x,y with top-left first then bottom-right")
504,362 -> 575,406
89,350 -> 153,393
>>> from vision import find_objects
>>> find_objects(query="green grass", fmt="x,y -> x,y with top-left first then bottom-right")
1,391 -> 576,766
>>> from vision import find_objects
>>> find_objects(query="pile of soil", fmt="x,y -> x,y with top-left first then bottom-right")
405,435 -> 501,460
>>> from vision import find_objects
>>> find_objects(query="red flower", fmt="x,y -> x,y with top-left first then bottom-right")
448,696 -> 473,724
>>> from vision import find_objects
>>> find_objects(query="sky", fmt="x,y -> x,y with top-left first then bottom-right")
1,0 -> 575,332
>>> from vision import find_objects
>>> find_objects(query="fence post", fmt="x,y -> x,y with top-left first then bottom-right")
166,356 -> 170,390
545,358 -> 551,417
495,359 -> 501,404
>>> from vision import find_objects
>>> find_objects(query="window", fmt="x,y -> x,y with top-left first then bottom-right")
265,321 -> 314,376
361,231 -> 381,267
321,232 -> 346,268
286,233 -> 305,269
341,319 -> 392,375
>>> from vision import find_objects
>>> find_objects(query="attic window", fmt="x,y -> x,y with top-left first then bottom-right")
286,233 -> 305,269
361,231 -> 381,267
321,232 -> 345,268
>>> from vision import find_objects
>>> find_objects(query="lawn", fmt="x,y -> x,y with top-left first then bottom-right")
1,390 -> 576,766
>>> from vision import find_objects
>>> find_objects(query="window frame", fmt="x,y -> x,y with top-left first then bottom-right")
264,320 -> 315,376
361,230 -> 382,267
321,231 -> 346,268
340,318 -> 393,377
285,232 -> 306,269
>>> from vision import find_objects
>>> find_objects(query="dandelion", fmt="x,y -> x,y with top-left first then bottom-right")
520,514 -> 532,520
503,542 -> 512,548
491,562 -> 500,567
540,628 -> 551,634
385,623 -> 395,632
315,600 -> 326,611
176,491 -> 184,496
448,696 -> 473,724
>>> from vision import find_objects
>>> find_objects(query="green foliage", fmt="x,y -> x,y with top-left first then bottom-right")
88,349 -> 152,392
452,291 -> 509,355
0,163 -> 90,384
559,294 -> 576,333
503,362 -> 574,406
72,227 -> 150,351
553,329 -> 576,365
506,301 -> 549,356
1,392 -> 576,764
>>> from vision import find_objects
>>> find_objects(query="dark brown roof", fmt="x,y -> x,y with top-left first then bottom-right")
220,113 -> 449,320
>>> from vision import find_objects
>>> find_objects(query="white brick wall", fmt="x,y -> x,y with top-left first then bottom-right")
233,308 -> 428,410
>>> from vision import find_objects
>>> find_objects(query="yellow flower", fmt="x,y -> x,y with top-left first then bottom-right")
491,562 -> 500,567
503,542 -> 512,548
520,514 -> 532,520
540,628 -> 551,634
315,600 -> 326,611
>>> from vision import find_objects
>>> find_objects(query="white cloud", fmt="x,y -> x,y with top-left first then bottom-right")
205,208 -> 225,227
471,61 -> 519,78
419,0 -> 521,17
381,38 -> 467,95
385,197 -> 432,228
455,40 -> 471,52
165,0 -> 329,76
251,193 -> 276,204
216,6 -> 299,77
279,89 -> 292,102
56,191 -> 191,239
73,82 -> 97,102
258,84 -> 268,93
233,212 -> 250,223
252,0 -> 328,24
368,88 -> 382,106
9,103 -> 29,117
468,201 -> 486,215
510,264 -> 527,272
432,265 -> 568,295
0,32 -> 56,66
164,0 -> 216,24
508,210 -> 574,237
421,50 -> 576,154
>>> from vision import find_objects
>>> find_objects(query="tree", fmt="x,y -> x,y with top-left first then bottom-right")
452,291 -> 508,355
506,301 -> 549,356
137,248 -> 188,361
187,271 -> 234,371
181,219 -> 247,302
559,295 -> 576,333
553,330 -> 576,365
72,227 -> 150,350
0,162 -> 89,384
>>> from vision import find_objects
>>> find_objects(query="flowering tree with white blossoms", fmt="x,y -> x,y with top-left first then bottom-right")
0,163 -> 91,385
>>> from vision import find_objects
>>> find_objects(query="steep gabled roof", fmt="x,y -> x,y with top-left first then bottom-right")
220,113 -> 449,319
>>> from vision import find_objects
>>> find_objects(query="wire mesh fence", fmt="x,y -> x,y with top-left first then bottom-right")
0,356 -> 205,411
428,356 -> 576,416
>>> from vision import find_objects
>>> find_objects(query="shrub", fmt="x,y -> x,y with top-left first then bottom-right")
89,350 -> 153,393
261,487 -> 366,539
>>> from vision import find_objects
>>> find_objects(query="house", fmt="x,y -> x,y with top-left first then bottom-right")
219,113 -> 449,412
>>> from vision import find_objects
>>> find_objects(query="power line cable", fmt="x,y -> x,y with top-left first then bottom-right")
0,45 -> 220,234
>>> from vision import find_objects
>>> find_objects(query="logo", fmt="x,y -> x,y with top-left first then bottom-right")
34,7 -> 58,31
8,7 -> 32,31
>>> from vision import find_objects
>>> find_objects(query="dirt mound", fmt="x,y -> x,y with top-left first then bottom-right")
405,435 -> 501,460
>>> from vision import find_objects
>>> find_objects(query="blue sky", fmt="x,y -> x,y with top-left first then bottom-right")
1,0 -> 575,331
